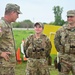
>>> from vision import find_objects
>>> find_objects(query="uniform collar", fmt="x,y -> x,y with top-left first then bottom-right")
1,17 -> 12,28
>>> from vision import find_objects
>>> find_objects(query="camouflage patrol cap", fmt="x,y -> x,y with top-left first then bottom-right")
67,10 -> 75,16
34,22 -> 44,29
5,3 -> 22,14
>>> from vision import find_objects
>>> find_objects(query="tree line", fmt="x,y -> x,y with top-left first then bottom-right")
12,6 -> 66,28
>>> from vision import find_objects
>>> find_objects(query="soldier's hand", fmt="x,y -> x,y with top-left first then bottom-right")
1,52 -> 11,61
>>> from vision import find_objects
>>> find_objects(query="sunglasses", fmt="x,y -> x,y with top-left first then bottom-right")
67,16 -> 74,18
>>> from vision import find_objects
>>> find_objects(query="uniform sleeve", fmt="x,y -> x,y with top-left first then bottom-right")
24,38 -> 29,51
0,25 -> 3,37
0,24 -> 3,57
24,36 -> 30,57
54,30 -> 63,52
45,37 -> 52,55
0,51 -> 2,57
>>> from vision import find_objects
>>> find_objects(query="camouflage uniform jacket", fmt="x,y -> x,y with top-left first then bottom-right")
54,23 -> 75,61
24,34 -> 52,59
0,17 -> 16,67
54,24 -> 68,53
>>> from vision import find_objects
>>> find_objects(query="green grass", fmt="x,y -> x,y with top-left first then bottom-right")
14,30 -> 72,75
13,30 -> 58,75
13,30 -> 34,49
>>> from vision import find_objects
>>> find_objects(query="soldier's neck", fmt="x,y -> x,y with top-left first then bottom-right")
69,23 -> 75,28
4,15 -> 12,24
35,33 -> 42,39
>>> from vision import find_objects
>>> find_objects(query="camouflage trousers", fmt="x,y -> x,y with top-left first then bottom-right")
25,58 -> 50,75
59,62 -> 75,75
0,65 -> 15,75
59,54 -> 75,75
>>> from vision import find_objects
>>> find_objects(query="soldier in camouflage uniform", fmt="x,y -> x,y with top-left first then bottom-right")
0,3 -> 22,75
54,10 -> 75,75
24,22 -> 52,75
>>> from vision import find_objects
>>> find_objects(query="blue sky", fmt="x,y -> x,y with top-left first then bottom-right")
0,0 -> 75,23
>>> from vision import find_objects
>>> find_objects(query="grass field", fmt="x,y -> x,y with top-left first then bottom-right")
13,30 -> 34,49
13,30 -> 58,75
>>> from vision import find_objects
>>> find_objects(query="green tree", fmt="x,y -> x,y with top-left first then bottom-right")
53,6 -> 65,26
12,20 -> 34,28
12,22 -> 21,28
23,20 -> 33,28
